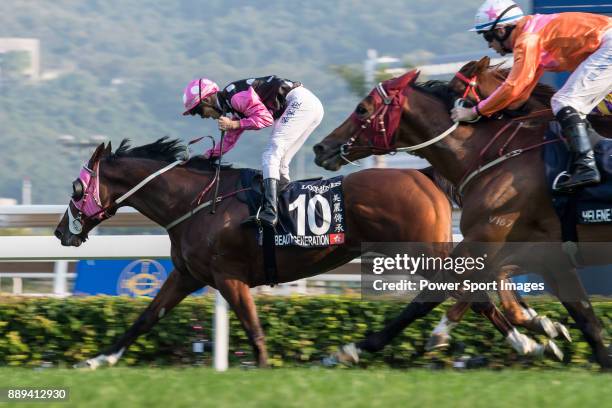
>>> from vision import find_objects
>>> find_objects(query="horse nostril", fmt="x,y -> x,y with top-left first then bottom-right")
54,229 -> 62,240
313,144 -> 325,155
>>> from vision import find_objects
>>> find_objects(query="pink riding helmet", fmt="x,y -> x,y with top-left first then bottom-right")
182,78 -> 220,115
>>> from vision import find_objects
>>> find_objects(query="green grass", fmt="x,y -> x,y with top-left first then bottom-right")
0,367 -> 610,408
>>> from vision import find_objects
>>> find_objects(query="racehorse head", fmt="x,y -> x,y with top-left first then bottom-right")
446,56 -> 492,108
55,137 -> 190,247
313,70 -> 421,171
314,69 -> 470,174
449,56 -> 555,113
55,142 -> 114,247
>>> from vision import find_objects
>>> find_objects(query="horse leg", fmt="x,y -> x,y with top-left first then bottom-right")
498,280 -> 571,342
425,301 -> 469,351
426,289 -> 563,360
326,287 -> 447,366
75,269 -> 203,369
497,266 -> 571,342
470,297 -> 563,361
216,278 -> 269,367
542,267 -> 611,369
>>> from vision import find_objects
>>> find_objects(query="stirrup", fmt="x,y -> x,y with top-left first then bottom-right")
552,171 -> 572,192
554,171 -> 600,192
241,207 -> 262,227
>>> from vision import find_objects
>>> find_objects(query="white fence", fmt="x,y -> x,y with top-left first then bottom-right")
0,205 -> 234,370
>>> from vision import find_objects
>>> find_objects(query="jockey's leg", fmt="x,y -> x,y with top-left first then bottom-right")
257,87 -> 324,227
551,28 -> 612,191
278,90 -> 324,186
554,106 -> 600,190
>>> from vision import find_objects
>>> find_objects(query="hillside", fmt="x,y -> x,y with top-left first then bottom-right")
0,0 -> 529,203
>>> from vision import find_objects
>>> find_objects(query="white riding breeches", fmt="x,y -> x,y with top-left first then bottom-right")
262,86 -> 324,180
551,28 -> 612,116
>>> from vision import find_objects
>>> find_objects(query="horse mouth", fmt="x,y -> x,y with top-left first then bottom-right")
58,232 -> 85,247
314,147 -> 343,171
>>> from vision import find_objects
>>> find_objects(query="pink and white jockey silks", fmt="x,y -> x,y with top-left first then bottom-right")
205,87 -> 274,158
72,164 -> 105,219
182,78 -> 220,115
261,86 -> 324,181
204,84 -> 324,182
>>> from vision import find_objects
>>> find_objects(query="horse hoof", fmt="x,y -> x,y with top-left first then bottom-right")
554,322 -> 572,343
73,359 -> 98,370
533,316 -> 558,339
545,340 -> 564,362
332,343 -> 360,365
425,333 -> 450,351
321,356 -> 339,367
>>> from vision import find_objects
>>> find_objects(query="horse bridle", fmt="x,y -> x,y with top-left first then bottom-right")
339,79 -> 469,161
68,158 -> 186,235
454,72 -> 482,104
340,83 -> 393,166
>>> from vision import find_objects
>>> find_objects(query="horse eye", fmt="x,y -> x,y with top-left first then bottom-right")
355,105 -> 368,116
72,179 -> 84,200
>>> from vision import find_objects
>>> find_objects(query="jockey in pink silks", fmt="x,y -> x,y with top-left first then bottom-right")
182,76 -> 324,227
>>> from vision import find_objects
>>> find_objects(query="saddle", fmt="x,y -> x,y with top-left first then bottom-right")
543,122 -> 612,241
237,169 -> 323,213
236,169 -> 345,285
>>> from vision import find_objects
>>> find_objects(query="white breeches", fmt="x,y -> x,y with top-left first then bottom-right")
551,28 -> 612,117
262,86 -> 324,180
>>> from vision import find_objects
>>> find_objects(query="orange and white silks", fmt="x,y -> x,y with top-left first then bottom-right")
477,12 -> 612,117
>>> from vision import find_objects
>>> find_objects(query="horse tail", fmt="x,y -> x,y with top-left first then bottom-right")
418,166 -> 462,208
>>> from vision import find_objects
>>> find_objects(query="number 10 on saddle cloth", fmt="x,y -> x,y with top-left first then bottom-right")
257,176 -> 347,248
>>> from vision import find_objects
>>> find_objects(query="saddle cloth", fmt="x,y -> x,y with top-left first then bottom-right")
543,125 -> 612,230
239,169 -> 347,247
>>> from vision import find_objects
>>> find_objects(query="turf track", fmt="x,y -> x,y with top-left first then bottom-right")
0,367 -> 610,407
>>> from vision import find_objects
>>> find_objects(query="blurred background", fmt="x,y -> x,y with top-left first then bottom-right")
0,0 -> 530,204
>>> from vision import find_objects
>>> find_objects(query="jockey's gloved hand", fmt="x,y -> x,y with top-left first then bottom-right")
218,117 -> 240,131
451,106 -> 480,122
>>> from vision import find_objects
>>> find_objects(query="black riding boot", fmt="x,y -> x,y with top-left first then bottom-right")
554,106 -> 600,192
259,178 -> 279,227
242,178 -> 279,227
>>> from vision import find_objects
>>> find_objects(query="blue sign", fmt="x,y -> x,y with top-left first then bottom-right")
533,0 -> 612,15
74,259 -> 206,297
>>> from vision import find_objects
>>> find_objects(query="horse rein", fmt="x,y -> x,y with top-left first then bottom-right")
69,158 -> 187,234
68,137 -> 250,234
340,81 -> 461,163
457,109 -> 558,194
340,83 -> 394,166
339,72 -> 559,197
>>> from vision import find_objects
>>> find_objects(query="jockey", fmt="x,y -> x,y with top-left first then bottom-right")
182,76 -> 324,227
451,0 -> 612,191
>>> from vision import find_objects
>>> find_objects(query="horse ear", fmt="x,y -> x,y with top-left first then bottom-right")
104,141 -> 112,157
88,143 -> 106,166
474,56 -> 490,73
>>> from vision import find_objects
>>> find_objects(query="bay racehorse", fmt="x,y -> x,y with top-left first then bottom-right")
55,138 -> 550,368
313,68 -> 612,368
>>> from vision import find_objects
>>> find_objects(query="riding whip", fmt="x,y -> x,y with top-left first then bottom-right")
210,112 -> 227,214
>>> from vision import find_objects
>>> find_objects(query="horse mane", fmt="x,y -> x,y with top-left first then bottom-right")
411,63 -> 557,113
110,137 -> 186,162
410,80 -> 457,111
108,136 -> 232,171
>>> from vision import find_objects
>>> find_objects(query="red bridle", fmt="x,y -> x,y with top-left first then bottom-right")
341,71 -> 420,160
454,72 -> 482,103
